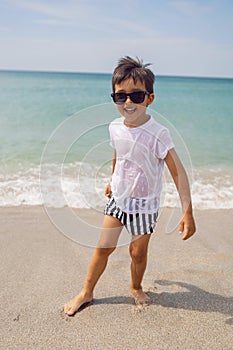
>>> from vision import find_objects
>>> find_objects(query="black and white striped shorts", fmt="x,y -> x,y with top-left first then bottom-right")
104,196 -> 158,236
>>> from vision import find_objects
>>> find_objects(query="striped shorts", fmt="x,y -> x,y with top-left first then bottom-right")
104,196 -> 158,236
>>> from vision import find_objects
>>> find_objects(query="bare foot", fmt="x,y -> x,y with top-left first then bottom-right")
64,292 -> 93,316
131,288 -> 150,306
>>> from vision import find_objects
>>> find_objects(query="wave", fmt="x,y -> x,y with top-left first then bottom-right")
0,163 -> 233,209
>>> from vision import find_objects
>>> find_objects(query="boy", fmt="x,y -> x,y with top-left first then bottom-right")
64,56 -> 196,316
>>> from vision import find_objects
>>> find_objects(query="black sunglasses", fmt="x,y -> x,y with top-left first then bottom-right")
111,91 -> 150,104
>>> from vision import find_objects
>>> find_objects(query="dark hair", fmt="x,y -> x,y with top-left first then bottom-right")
112,56 -> 155,93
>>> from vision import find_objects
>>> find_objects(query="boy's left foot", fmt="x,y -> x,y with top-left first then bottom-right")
64,292 -> 93,316
130,288 -> 150,306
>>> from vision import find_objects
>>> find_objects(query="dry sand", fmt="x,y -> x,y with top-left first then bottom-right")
0,206 -> 233,349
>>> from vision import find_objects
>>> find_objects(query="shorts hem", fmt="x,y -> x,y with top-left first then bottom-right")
104,196 -> 158,236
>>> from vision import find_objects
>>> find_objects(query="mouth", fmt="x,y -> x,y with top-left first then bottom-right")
123,107 -> 137,114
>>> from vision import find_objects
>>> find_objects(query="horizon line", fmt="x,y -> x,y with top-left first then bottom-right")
0,68 -> 232,80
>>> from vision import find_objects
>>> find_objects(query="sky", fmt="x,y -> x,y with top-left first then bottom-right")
0,0 -> 233,77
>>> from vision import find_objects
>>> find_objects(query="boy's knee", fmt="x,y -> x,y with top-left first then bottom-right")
96,246 -> 115,256
129,246 -> 147,263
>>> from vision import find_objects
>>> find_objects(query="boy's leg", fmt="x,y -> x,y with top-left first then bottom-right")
64,215 -> 123,316
129,234 -> 151,305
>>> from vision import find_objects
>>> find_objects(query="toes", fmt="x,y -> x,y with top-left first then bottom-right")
64,297 -> 93,316
66,308 -> 75,316
132,291 -> 150,306
64,305 -> 75,316
64,304 -> 71,314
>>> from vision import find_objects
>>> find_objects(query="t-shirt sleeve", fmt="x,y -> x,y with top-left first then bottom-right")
154,128 -> 174,159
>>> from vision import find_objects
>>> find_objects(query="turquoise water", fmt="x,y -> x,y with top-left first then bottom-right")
0,70 -> 233,209
156,76 -> 233,168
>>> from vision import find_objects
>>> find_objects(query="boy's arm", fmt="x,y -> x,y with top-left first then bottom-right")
105,150 -> 116,198
165,148 -> 196,240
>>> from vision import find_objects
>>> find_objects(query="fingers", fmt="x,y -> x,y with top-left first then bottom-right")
180,225 -> 196,240
105,189 -> 112,198
105,186 -> 112,198
179,221 -> 184,235
179,213 -> 196,241
182,230 -> 193,241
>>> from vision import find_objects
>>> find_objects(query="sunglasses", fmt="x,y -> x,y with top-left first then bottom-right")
111,91 -> 150,104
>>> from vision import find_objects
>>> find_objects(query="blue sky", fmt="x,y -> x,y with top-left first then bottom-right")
0,0 -> 233,77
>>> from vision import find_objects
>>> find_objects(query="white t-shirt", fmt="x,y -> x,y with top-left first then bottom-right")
109,116 -> 174,214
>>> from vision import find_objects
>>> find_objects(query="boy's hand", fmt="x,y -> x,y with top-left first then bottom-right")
105,183 -> 112,198
179,212 -> 196,240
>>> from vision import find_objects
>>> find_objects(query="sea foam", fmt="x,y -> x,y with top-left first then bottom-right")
1,164 -> 232,209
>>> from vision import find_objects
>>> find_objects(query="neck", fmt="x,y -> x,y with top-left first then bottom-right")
124,114 -> 150,128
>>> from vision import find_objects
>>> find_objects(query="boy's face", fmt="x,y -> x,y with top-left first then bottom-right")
113,78 -> 154,127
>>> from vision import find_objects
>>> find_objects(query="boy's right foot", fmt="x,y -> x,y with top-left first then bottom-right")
130,287 -> 150,306
64,292 -> 93,316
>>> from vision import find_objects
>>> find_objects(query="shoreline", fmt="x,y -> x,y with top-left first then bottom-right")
1,206 -> 233,349
1,157 -> 233,211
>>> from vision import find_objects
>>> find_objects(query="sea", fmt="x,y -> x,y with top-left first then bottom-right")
1,70 -> 233,210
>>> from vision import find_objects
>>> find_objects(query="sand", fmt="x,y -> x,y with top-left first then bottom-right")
0,206 -> 233,349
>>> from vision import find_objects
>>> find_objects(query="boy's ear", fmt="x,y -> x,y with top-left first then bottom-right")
147,93 -> 155,106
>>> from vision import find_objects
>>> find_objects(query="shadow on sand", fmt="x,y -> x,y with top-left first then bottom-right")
148,280 -> 233,325
94,280 -> 233,325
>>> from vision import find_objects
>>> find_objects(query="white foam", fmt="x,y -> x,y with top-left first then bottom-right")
0,164 -> 232,209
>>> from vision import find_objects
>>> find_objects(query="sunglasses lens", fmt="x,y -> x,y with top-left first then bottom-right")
130,91 -> 145,103
112,93 -> 126,104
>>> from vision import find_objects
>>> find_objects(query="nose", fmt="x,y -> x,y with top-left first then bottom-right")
125,95 -> 133,103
